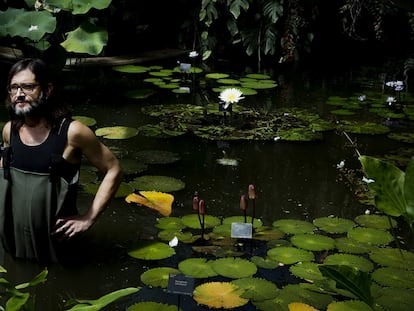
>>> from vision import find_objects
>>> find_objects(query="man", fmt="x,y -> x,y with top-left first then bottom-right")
0,58 -> 123,264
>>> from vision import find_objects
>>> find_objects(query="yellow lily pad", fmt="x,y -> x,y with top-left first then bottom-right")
193,282 -> 248,309
125,191 -> 174,217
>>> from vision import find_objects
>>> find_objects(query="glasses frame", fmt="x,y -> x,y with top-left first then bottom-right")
8,83 -> 40,95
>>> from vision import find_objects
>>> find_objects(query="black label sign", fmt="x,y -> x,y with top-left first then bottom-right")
167,274 -> 195,296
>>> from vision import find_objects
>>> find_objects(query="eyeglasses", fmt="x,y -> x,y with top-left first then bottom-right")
7,83 -> 39,95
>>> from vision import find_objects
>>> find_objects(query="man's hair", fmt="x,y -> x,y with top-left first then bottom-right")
5,58 -> 70,130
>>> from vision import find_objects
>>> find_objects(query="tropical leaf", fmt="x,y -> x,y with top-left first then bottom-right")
61,22 -> 108,55
125,191 -> 174,217
193,282 -> 248,309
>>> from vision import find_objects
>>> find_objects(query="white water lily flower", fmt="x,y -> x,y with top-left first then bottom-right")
189,51 -> 199,58
362,176 -> 375,184
219,88 -> 244,106
29,25 -> 39,31
336,160 -> 345,169
169,236 -> 178,247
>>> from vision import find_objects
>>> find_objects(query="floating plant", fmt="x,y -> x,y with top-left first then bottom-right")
387,131 -> 414,143
129,175 -> 185,192
82,181 -> 133,199
125,191 -> 174,216
193,282 -> 248,309
371,267 -> 414,288
118,158 -> 148,175
369,247 -> 414,270
354,214 -> 397,230
313,216 -> 356,234
126,301 -> 180,311
155,217 -> 185,231
95,126 -> 139,139
289,262 -> 325,282
180,214 -> 220,230
323,254 -> 374,272
112,64 -> 149,73
290,233 -> 336,252
334,237 -> 372,254
127,241 -> 175,260
325,300 -> 373,311
272,219 -> 316,234
140,267 -> 180,288
231,277 -> 279,301
267,246 -> 314,265
250,256 -> 280,269
177,258 -> 217,278
222,216 -> 262,228
374,287 -> 414,311
252,226 -> 285,241
157,230 -> 193,243
211,257 -> 257,279
72,115 -> 97,126
288,302 -> 319,311
336,120 -> 390,135
347,227 -> 394,246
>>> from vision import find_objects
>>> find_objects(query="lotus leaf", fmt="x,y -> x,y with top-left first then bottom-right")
95,126 -> 138,139
73,115 -> 97,126
178,258 -> 217,278
127,241 -> 175,260
288,302 -> 319,311
267,247 -> 314,265
125,191 -> 174,217
334,237 -> 372,254
291,234 -> 335,251
232,277 -> 279,301
290,262 -> 326,282
181,214 -> 221,229
347,227 -> 393,246
374,287 -> 414,311
140,267 -> 180,288
129,175 -> 185,192
61,22 -> 108,55
135,150 -> 181,165
323,254 -> 374,272
250,256 -> 280,269
326,300 -> 373,311
211,257 -> 257,278
354,214 -> 397,230
272,219 -> 316,234
222,216 -> 263,228
372,267 -> 414,288
313,217 -> 356,234
112,65 -> 149,73
126,301 -> 180,311
193,282 -> 248,309
156,217 -> 185,230
369,247 -> 414,269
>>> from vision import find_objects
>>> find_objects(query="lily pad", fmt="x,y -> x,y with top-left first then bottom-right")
222,216 -> 263,228
181,214 -> 221,229
156,217 -> 185,230
387,132 -> 414,143
313,217 -> 356,234
272,219 -> 316,234
334,237 -> 372,254
129,175 -> 185,192
193,282 -> 248,309
157,230 -> 193,243
126,301 -> 179,311
374,287 -> 414,311
326,300 -> 373,311
211,257 -> 257,278
372,267 -> 414,288
288,302 -> 319,311
128,241 -> 175,260
232,277 -> 279,301
178,258 -> 217,278
347,227 -> 393,246
205,73 -> 230,79
118,158 -> 148,175
250,256 -> 280,269
112,65 -> 149,73
291,234 -> 335,251
323,254 -> 374,272
354,214 -> 397,230
369,247 -> 414,269
289,262 -> 325,282
95,126 -> 138,139
83,181 -> 133,198
253,226 -> 285,241
336,120 -> 390,135
267,247 -> 314,265
73,115 -> 97,126
140,267 -> 180,288
125,191 -> 174,216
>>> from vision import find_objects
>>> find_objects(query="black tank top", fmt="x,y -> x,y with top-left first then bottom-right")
10,118 -> 79,182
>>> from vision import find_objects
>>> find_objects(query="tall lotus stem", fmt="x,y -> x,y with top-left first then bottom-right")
240,194 -> 248,223
248,184 -> 256,225
198,199 -> 206,240
193,192 -> 202,231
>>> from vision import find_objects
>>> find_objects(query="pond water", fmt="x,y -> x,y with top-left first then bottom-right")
0,60 -> 413,310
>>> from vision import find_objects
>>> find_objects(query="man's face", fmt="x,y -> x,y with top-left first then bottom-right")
9,69 -> 43,116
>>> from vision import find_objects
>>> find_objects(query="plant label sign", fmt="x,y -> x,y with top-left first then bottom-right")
167,274 -> 195,296
231,222 -> 253,239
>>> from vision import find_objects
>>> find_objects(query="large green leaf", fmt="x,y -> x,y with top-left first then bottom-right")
319,265 -> 373,307
61,22 -> 108,55
404,157 -> 414,220
0,8 -> 56,41
359,155 -> 407,218
48,0 -> 112,15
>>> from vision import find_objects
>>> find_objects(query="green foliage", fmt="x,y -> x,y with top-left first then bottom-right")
359,155 -> 414,227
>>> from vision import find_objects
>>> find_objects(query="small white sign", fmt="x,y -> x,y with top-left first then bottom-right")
231,222 -> 253,239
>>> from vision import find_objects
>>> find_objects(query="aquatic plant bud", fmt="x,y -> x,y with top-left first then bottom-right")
198,199 -> 206,215
240,194 -> 248,211
193,193 -> 199,210
248,184 -> 256,200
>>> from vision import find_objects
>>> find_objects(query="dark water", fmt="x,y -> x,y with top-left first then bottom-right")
1,62 -> 412,310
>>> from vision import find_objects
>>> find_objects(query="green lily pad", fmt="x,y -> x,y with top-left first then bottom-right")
369,247 -> 414,269
323,254 -> 374,272
112,65 -> 149,73
330,109 -> 356,116
250,256 -> 280,269
181,214 -> 221,229
128,241 -> 175,260
231,277 -> 279,301
73,115 -> 97,126
253,226 -> 285,241
129,175 -> 185,192
277,127 -> 323,141
354,214 -> 397,229
222,216 -> 263,228
217,78 -> 241,85
388,132 -> 414,143
336,120 -> 390,135
372,267 -> 414,288
334,237 -> 372,254
156,217 -> 185,230
347,227 -> 394,246
135,150 -> 181,165
267,246 -> 314,265
118,158 -> 148,175
326,300 -> 373,311
126,301 -> 179,311
178,258 -> 218,278
157,230 -> 193,243
241,81 -> 277,89
211,257 -> 257,278
272,219 -> 316,234
374,287 -> 414,311
290,233 -> 335,251
95,126 -> 138,139
205,73 -> 230,79
140,267 -> 180,288
244,73 -> 272,80
289,262 -> 326,281
313,216 -> 356,234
